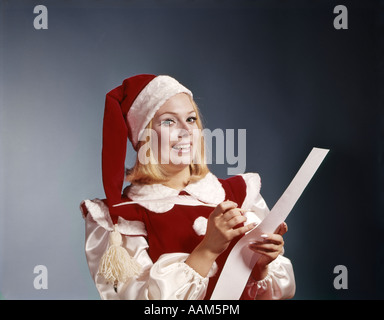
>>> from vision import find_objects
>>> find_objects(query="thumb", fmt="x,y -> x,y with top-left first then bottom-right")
274,222 -> 288,236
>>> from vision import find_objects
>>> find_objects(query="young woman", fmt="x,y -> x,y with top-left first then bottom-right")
80,74 -> 295,300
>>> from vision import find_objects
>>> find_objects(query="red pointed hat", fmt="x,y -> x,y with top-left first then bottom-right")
102,74 -> 193,215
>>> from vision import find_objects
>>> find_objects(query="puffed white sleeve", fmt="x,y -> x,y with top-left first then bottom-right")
80,199 -> 215,300
238,173 -> 296,300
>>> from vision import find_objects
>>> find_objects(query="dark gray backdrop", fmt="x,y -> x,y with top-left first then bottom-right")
0,0 -> 382,299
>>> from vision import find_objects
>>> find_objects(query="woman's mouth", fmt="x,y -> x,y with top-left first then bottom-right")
172,143 -> 192,153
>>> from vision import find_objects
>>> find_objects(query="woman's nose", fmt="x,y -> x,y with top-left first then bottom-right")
178,122 -> 192,138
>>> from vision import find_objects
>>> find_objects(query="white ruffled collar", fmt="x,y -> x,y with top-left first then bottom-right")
126,172 -> 225,213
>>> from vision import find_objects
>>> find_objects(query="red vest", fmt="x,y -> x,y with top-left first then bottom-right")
112,175 -> 248,299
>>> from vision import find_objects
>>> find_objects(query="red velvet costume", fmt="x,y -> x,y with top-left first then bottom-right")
81,74 -> 295,300
115,175 -> 246,300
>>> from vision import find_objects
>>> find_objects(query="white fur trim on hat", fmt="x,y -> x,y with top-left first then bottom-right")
127,75 -> 193,147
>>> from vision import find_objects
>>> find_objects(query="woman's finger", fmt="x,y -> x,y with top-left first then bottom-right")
211,200 -> 238,217
274,222 -> 288,236
249,242 -> 281,253
226,213 -> 247,228
222,207 -> 245,221
258,233 -> 284,246
231,222 -> 257,237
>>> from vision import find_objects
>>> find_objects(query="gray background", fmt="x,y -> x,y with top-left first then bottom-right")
0,0 -> 383,299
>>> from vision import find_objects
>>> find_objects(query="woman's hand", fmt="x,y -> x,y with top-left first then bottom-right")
249,222 -> 288,281
201,200 -> 256,256
185,200 -> 256,277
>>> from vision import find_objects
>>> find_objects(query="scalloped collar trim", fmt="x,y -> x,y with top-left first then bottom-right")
126,172 -> 225,213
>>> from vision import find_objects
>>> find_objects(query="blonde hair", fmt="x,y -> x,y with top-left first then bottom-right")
125,97 -> 210,185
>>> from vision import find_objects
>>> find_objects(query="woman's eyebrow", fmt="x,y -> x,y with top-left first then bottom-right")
158,110 -> 196,116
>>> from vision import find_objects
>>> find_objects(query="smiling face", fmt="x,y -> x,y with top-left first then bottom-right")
126,93 -> 209,185
151,93 -> 201,173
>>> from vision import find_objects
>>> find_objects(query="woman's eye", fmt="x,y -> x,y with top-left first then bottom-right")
161,119 -> 175,126
187,116 -> 197,123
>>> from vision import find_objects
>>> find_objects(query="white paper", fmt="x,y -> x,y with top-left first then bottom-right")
210,147 -> 329,300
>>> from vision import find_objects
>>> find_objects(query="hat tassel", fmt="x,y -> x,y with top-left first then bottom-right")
98,226 -> 141,288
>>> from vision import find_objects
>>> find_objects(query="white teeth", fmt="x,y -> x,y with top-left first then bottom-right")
172,144 -> 191,150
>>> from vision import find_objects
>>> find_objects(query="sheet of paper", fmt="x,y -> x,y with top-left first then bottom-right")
210,147 -> 329,300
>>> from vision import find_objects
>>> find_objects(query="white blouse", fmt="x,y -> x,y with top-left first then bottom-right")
80,172 -> 296,300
